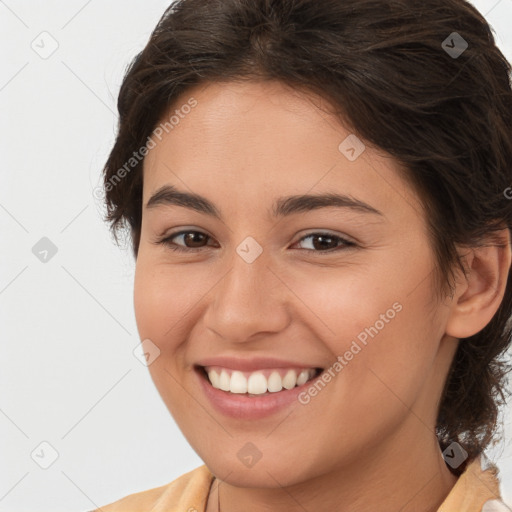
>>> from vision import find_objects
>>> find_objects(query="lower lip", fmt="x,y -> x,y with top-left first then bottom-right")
195,367 -> 322,420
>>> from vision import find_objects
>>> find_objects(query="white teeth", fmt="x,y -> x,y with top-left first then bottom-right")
267,371 -> 283,392
282,369 -> 297,390
206,367 -> 318,395
209,369 -> 220,388
230,371 -> 247,394
247,372 -> 267,394
296,369 -> 310,386
219,370 -> 230,391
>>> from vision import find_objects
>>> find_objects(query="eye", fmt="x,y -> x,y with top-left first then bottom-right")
156,230 -> 216,253
155,230 -> 355,254
292,232 -> 355,253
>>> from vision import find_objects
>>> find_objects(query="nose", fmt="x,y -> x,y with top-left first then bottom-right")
202,250 -> 291,343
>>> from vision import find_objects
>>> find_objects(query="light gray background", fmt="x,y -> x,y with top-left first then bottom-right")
1,1 -> 511,510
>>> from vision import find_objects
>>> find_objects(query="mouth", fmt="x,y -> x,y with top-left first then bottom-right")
194,365 -> 324,397
194,363 -> 327,419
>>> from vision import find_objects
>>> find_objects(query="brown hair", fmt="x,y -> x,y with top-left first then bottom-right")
101,0 -> 512,475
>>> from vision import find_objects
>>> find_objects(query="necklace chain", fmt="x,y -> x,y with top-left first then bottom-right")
217,478 -> 220,512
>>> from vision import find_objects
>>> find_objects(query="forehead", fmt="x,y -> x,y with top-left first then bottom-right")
142,80 -> 423,220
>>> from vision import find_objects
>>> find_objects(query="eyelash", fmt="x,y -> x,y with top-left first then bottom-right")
155,230 -> 355,254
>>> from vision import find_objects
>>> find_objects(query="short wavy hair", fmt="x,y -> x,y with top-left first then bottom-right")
101,0 -> 512,475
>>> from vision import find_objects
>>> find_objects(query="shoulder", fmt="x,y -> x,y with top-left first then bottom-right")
436,454 -> 504,512
90,464 -> 214,512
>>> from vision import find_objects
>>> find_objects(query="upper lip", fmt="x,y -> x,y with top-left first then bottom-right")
195,356 -> 323,372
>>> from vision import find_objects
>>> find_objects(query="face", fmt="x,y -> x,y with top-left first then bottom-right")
134,80 -> 456,488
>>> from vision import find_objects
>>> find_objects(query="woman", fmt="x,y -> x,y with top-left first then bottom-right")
93,0 -> 512,510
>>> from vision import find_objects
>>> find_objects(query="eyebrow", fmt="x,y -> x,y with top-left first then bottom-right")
145,185 -> 384,219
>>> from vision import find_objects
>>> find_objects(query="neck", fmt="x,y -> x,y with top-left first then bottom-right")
207,427 -> 459,512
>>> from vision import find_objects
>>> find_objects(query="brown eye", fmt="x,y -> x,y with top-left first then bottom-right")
156,230 -> 354,254
294,233 -> 355,252
157,230 -> 215,252
180,231 -> 208,248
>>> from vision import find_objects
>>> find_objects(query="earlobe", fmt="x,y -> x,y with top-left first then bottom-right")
445,227 -> 512,339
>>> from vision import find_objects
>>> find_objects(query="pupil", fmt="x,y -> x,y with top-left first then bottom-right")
186,232 -> 206,247
314,235 -> 336,250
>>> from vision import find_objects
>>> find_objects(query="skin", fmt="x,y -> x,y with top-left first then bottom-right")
133,79 -> 511,512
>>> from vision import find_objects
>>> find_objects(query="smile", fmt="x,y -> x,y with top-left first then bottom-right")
203,366 -> 322,396
195,365 -> 325,419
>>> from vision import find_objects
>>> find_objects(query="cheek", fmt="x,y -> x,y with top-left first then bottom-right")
133,259 -> 199,339
327,294 -> 440,427
133,262 -> 188,392
292,263 -> 439,403
133,261 -> 195,416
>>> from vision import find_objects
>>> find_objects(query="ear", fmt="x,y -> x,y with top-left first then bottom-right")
445,227 -> 512,339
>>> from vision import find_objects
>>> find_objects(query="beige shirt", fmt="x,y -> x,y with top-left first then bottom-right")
93,455 -> 505,512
